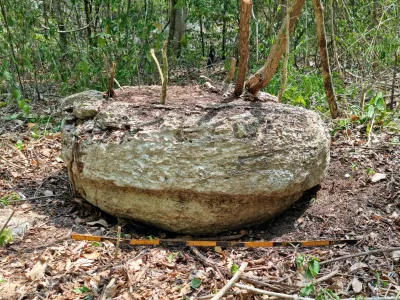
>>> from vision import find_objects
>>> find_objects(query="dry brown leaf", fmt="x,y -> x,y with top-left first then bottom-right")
65,258 -> 71,271
350,262 -> 368,272
27,123 -> 36,129
26,259 -> 48,281
351,277 -> 363,293
83,252 -> 100,260
371,173 -> 386,182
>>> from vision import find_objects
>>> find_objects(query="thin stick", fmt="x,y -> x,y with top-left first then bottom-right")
320,247 -> 400,265
114,226 -> 121,259
0,209 -> 15,236
211,262 -> 248,300
150,49 -> 163,84
314,269 -> 338,283
366,114 -> 375,147
235,283 -> 400,300
161,40 -> 168,105
234,283 -> 306,299
278,0 -> 290,103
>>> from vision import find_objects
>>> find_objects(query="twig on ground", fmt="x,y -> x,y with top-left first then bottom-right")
314,269 -> 339,284
195,291 -> 246,299
190,247 -> 297,292
114,226 -> 121,259
211,261 -> 248,300
320,247 -> 400,265
8,194 -> 62,203
234,283 -> 308,299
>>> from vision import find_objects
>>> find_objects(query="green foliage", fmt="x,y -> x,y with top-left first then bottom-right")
297,254 -> 338,299
14,140 -> 23,150
230,263 -> 239,275
305,257 -> 320,279
0,193 -> 20,206
0,278 -> 7,284
72,286 -> 90,294
0,228 -> 13,247
190,278 -> 201,289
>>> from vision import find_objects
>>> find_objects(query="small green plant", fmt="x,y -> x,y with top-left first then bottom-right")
230,263 -> 239,275
190,278 -> 201,289
366,168 -> 375,176
15,140 -> 23,150
0,278 -> 6,284
351,162 -> 358,171
0,193 -> 20,206
297,254 -> 340,299
167,252 -> 179,262
72,286 -> 90,294
0,228 -> 13,246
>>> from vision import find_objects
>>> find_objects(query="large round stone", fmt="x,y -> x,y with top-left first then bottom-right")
61,86 -> 330,234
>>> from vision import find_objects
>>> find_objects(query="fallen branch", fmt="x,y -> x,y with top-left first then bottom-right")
114,226 -> 121,259
191,247 -> 297,292
320,247 -> 400,265
315,269 -> 339,284
211,262 -> 248,300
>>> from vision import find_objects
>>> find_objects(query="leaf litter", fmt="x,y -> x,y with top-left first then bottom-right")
0,96 -> 399,299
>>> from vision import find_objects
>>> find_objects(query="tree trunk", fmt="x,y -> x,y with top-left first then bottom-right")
245,0 -> 305,96
312,0 -> 339,119
278,0 -> 290,103
390,48 -> 399,110
0,0 -> 24,95
83,0 -> 93,46
222,0 -> 228,59
167,0 -> 177,56
199,15 -> 205,57
53,0 -> 67,53
234,0 -> 252,96
168,0 -> 186,58
329,0 -> 343,81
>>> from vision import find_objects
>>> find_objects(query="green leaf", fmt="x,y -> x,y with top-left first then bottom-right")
73,286 -> 90,294
91,242 -> 101,247
300,283 -> 315,296
296,254 -> 304,268
76,61 -> 89,75
367,105 -> 375,118
97,37 -> 106,47
305,258 -> 320,279
190,278 -> 201,289
375,97 -> 385,111
230,263 -> 239,275
0,278 -> 6,284
15,140 -> 23,150
3,71 -> 11,81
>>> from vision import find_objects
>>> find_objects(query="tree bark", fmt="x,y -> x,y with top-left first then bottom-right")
329,0 -> 343,81
167,0 -> 186,58
245,0 -> 305,96
278,0 -> 290,103
53,0 -> 67,53
234,0 -> 252,96
83,0 -> 93,46
0,0 -> 24,95
312,0 -> 339,119
222,0 -> 228,59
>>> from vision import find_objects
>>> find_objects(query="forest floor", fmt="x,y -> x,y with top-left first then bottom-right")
0,88 -> 399,300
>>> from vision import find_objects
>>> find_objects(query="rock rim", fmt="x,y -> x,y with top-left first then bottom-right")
61,86 -> 330,234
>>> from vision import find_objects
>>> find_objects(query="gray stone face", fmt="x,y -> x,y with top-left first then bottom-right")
61,90 -> 104,119
61,87 -> 330,234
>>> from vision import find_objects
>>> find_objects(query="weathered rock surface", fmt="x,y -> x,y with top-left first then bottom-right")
61,86 -> 330,234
